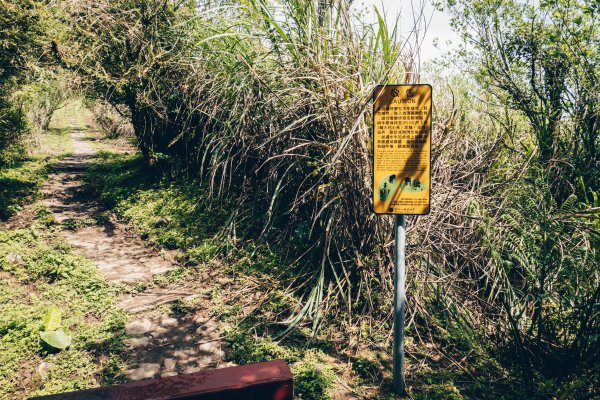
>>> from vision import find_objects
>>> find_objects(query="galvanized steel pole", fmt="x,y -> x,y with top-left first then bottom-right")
393,214 -> 406,395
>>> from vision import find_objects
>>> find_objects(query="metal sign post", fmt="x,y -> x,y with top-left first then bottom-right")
393,214 -> 406,395
372,84 -> 432,396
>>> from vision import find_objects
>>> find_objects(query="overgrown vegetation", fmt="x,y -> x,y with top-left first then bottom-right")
0,157 -> 126,399
0,0 -> 42,164
0,159 -> 46,221
0,0 -> 74,164
0,225 -> 127,398
86,152 -> 348,399
1,0 -> 598,398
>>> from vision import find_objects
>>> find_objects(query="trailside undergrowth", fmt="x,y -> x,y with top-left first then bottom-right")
86,152 -> 352,399
0,224 -> 127,399
0,123 -> 126,400
85,151 -> 526,399
0,158 -> 47,221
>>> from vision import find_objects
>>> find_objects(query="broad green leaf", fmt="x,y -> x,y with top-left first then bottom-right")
40,329 -> 71,350
42,305 -> 62,331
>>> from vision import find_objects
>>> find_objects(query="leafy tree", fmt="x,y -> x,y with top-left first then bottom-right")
52,0 -> 197,166
0,0 -> 44,163
441,0 -> 600,393
442,0 -> 599,202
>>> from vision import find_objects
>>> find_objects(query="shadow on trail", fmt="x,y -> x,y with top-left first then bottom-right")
42,153 -> 99,222
0,176 -> 38,220
0,157 -> 46,221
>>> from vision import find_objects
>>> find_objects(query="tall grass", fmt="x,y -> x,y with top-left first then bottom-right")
182,0 -> 412,329
55,0 -> 599,394
58,0 -> 422,326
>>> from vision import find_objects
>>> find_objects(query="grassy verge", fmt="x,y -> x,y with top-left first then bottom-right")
0,222 -> 127,399
0,115 -> 126,399
0,158 -> 47,221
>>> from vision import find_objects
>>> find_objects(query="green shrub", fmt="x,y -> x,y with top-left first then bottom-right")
292,352 -> 337,400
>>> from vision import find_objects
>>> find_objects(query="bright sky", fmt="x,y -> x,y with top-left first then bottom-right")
351,0 -> 460,63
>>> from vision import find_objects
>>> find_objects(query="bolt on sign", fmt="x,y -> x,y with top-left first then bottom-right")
373,84 -> 432,215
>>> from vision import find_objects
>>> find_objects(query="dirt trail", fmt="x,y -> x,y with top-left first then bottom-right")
41,103 -> 226,380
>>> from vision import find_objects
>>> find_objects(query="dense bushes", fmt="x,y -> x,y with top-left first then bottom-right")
49,0 -> 599,395
437,0 -> 600,391
56,0 -> 411,323
0,0 -> 40,163
0,1 -> 72,164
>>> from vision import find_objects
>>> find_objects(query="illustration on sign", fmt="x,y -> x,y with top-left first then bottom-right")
378,175 -> 426,201
373,84 -> 432,215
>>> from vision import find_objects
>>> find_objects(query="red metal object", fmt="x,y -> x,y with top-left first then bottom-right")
29,360 -> 293,400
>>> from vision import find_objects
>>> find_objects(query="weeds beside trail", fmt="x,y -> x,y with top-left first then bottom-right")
1,0 -> 598,398
85,152 -> 353,399
0,224 -> 126,399
0,105 -> 126,399
85,150 -> 528,400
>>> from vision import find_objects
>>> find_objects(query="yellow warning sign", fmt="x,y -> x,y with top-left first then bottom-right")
373,84 -> 431,215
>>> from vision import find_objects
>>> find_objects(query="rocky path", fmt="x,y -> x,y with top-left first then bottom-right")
42,103 -> 226,381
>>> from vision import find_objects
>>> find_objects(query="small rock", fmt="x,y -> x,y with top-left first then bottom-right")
172,349 -> 191,361
160,316 -> 178,328
217,277 -> 233,285
126,363 -> 161,380
163,358 -> 177,371
36,362 -> 49,380
182,365 -> 202,374
198,355 -> 219,367
193,316 -> 209,324
154,217 -> 170,227
150,325 -> 169,338
5,253 -> 25,266
198,341 -> 218,353
125,337 -> 151,348
125,319 -> 152,335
